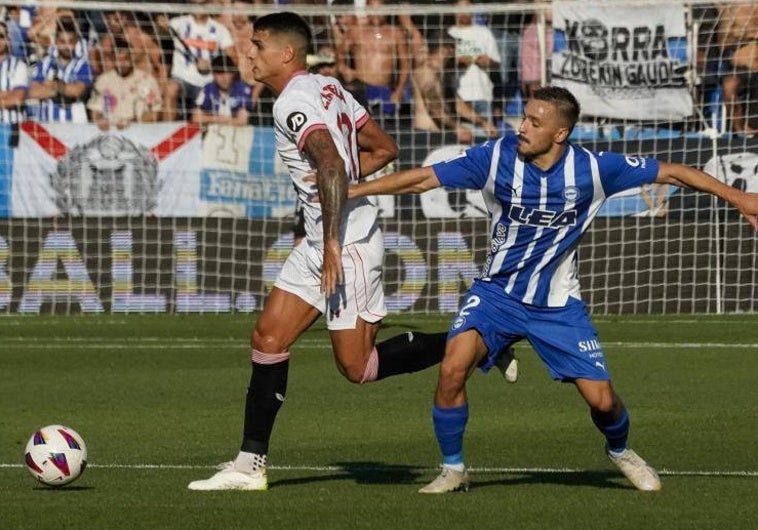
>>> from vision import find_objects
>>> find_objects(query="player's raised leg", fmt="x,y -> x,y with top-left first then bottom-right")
188,287 -> 320,491
325,230 -> 448,384
419,329 -> 488,493
574,379 -> 661,491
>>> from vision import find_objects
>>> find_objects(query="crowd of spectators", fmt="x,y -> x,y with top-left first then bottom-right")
0,0 -> 754,137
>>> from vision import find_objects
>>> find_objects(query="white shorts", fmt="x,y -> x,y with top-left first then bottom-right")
274,227 -> 387,330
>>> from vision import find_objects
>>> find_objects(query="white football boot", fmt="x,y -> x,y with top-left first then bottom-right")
495,347 -> 519,383
188,461 -> 268,491
606,447 -> 662,491
418,467 -> 470,494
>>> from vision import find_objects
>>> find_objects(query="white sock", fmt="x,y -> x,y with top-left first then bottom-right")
443,463 -> 465,472
608,448 -> 627,458
234,451 -> 267,473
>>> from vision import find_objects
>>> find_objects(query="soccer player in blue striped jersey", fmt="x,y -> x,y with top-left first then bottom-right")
27,18 -> 92,123
0,21 -> 28,123
346,86 -> 758,493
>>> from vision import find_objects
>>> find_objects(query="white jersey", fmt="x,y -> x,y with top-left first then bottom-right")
274,73 -> 377,247
448,24 -> 500,102
169,15 -> 234,88
0,56 -> 28,123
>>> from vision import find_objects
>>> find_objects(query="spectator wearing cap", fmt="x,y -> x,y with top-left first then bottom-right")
191,53 -> 252,127
88,37 -> 162,131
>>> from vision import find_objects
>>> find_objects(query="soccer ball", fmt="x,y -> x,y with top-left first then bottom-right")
24,425 -> 88,487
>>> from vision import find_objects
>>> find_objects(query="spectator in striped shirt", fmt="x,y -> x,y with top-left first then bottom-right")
191,53 -> 251,127
27,18 -> 93,123
0,21 -> 28,123
164,0 -> 236,121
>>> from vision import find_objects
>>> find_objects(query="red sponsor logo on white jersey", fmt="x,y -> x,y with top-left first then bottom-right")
321,84 -> 346,110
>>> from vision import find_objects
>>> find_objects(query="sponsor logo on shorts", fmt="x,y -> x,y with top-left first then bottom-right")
578,339 -> 602,353
286,111 -> 308,132
452,316 -> 466,329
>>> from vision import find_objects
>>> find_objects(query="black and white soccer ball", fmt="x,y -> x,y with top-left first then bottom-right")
24,425 -> 88,487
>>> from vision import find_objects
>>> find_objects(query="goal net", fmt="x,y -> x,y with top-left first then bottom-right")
0,0 -> 756,315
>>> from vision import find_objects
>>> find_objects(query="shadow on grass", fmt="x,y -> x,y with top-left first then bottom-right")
270,461 -> 422,488
270,463 -> 629,490
33,485 -> 95,492
472,470 -> 629,490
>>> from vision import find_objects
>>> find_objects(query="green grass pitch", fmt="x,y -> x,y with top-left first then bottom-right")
1,314 -> 757,529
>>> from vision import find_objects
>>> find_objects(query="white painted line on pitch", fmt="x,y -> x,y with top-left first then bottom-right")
1,462 -> 756,477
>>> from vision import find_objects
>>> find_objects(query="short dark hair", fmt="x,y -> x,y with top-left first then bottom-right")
56,17 -> 79,39
532,86 -> 581,132
112,36 -> 130,55
253,12 -> 312,58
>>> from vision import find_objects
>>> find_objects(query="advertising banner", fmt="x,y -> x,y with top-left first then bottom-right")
551,1 -> 693,120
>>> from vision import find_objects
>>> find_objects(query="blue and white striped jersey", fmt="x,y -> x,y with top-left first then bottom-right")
28,52 -> 92,123
0,56 -> 28,123
432,135 -> 659,307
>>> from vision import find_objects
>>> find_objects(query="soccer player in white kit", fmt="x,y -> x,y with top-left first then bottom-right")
188,11 -> 496,491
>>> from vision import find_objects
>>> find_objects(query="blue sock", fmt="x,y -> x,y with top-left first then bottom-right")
432,404 -> 469,466
593,407 -> 630,454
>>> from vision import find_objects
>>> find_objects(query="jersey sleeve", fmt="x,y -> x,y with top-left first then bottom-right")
195,84 -> 211,111
484,30 -> 501,63
73,60 -> 93,86
32,61 -> 45,83
274,87 -> 328,151
595,151 -> 660,196
217,24 -> 234,50
86,78 -> 104,113
431,141 -> 495,190
10,61 -> 28,89
352,96 -> 369,130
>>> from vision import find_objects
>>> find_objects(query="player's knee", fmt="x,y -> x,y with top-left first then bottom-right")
589,390 -> 619,416
337,363 -> 368,385
438,360 -> 467,388
250,329 -> 286,355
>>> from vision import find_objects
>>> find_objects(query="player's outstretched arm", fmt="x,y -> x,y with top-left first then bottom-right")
348,166 -> 442,199
356,117 -> 399,177
656,162 -> 758,230
303,129 -> 347,295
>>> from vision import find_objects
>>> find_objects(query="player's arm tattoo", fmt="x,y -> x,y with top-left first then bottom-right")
303,129 -> 347,244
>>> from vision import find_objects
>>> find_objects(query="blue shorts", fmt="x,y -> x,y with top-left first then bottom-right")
448,280 -> 611,381
365,84 -> 396,116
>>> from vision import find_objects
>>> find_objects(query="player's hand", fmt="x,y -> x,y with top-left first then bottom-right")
475,54 -> 491,69
321,240 -> 344,296
196,58 -> 211,75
